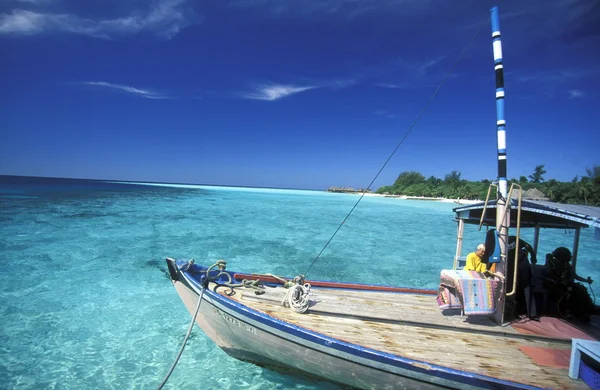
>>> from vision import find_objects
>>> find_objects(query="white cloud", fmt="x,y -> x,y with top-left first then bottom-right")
568,89 -> 584,99
79,81 -> 172,99
328,78 -> 356,89
514,68 -> 590,84
371,56 -> 448,90
374,109 -> 396,119
0,0 -> 196,39
238,83 -> 317,101
375,83 -> 405,89
15,0 -> 53,3
229,0 -> 427,20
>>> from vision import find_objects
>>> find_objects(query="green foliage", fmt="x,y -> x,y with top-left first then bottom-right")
529,165 -> 547,183
537,167 -> 600,206
444,170 -> 462,185
378,166 -> 600,206
393,171 -> 425,189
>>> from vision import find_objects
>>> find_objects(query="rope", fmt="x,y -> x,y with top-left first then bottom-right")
158,259 -> 230,389
303,25 -> 483,277
216,279 -> 266,295
556,288 -> 570,320
282,283 -> 311,313
157,286 -> 205,390
555,280 -> 595,320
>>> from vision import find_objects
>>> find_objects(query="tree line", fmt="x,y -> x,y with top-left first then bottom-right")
376,165 -> 600,206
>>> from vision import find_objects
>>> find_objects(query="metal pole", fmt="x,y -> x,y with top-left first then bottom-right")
572,227 -> 580,271
491,5 -> 507,199
490,5 -> 510,325
454,219 -> 465,269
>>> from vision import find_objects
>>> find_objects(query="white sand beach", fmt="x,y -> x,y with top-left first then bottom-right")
342,192 -> 481,204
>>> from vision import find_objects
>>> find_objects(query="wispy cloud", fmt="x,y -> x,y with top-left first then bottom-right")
237,83 -> 318,101
568,89 -> 584,99
513,68 -> 590,84
375,82 -> 424,90
79,81 -> 172,99
229,0 -> 428,21
508,67 -> 597,100
372,56 -> 448,90
374,109 -> 397,119
0,0 -> 197,39
15,0 -> 52,4
328,78 -> 357,89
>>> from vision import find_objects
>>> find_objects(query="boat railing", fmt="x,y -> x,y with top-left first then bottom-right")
478,183 -> 498,231
506,183 -> 523,297
476,182 -> 524,296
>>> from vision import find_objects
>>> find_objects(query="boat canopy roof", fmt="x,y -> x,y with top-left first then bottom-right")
453,199 -> 600,231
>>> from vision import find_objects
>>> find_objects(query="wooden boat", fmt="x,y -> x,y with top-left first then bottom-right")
164,6 -> 600,389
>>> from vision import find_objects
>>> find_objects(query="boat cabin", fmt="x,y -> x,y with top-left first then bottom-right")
450,192 -> 600,326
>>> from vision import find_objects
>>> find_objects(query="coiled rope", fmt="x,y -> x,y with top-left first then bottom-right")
282,283 -> 312,313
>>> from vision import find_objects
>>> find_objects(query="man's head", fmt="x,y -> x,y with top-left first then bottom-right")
552,247 -> 572,262
476,243 -> 486,257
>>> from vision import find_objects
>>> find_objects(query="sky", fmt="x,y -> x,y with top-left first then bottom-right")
1,0 -> 599,190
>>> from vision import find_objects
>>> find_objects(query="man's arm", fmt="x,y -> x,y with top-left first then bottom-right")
520,239 -> 537,264
464,253 -> 475,271
574,271 -> 593,284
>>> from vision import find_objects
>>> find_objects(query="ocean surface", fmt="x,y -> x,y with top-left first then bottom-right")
1,176 -> 598,389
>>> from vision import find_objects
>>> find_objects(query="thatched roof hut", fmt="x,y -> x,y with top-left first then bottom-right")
510,188 -> 549,201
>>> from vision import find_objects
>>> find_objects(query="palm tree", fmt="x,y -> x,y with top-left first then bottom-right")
578,183 -> 591,205
529,165 -> 547,183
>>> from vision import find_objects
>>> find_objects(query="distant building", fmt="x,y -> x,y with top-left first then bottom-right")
510,188 -> 549,201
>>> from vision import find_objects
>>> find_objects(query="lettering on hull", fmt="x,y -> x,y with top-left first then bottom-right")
212,306 -> 258,335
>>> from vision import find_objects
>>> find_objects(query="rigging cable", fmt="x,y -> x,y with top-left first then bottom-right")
304,25 -> 483,277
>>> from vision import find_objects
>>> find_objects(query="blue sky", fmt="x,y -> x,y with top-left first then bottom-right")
1,0 -> 599,190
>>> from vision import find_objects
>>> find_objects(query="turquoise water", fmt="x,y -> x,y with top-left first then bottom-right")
1,176 -> 598,389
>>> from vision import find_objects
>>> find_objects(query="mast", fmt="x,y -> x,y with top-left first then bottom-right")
491,5 -> 507,199
490,5 -> 510,324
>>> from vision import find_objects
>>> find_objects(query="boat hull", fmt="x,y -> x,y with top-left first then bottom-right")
174,279 -> 455,389
170,266 -> 536,390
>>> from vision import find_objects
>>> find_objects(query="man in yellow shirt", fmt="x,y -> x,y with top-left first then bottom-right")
464,244 -> 487,272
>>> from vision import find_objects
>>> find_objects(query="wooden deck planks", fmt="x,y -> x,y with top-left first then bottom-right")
247,286 -> 521,337
222,285 -> 589,389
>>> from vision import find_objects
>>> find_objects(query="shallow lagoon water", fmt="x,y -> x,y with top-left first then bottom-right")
1,177 -> 598,389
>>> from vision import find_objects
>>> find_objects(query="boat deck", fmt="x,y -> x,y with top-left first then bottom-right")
222,284 -> 594,389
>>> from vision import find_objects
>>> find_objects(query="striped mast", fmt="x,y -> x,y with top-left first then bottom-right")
490,5 -> 510,324
491,6 -> 507,199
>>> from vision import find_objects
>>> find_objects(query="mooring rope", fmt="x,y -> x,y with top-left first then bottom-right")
303,25 -> 483,277
157,286 -> 205,390
158,260 -> 232,389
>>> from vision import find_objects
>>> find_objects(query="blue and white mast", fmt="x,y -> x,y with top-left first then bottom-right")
491,6 -> 507,199
490,5 -> 510,325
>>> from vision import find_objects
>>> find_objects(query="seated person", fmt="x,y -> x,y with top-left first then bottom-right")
464,244 -> 487,273
544,247 -> 594,321
506,236 -> 538,319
